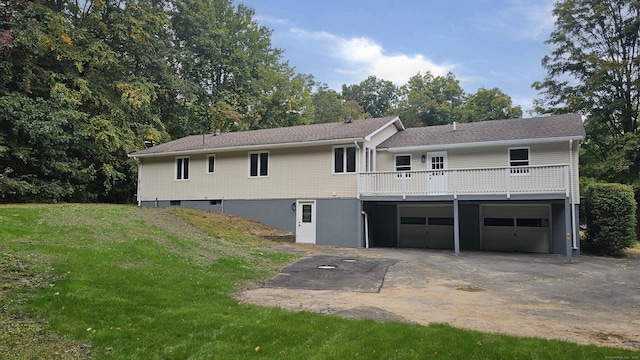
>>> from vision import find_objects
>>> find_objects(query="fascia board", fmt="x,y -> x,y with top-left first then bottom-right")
128,137 -> 365,158
364,116 -> 404,141
380,135 -> 585,153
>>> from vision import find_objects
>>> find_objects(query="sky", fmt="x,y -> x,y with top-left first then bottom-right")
234,0 -> 557,115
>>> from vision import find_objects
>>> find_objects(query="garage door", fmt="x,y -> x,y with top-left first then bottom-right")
481,205 -> 551,253
398,205 -> 453,249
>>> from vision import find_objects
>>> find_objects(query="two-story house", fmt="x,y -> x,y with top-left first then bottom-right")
128,114 -> 585,259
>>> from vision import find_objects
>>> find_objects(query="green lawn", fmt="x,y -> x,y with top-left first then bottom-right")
0,204 -> 637,359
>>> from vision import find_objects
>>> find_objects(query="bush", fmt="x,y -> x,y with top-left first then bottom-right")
583,182 -> 637,256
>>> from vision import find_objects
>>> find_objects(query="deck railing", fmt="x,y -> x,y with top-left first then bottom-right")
358,165 -> 570,199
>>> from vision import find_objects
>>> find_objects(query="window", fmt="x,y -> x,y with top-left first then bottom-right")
365,147 -> 376,172
400,217 -> 426,225
395,154 -> 411,178
428,217 -> 454,226
249,152 -> 268,177
170,200 -> 181,206
206,155 -> 215,174
176,157 -> 189,180
395,155 -> 411,171
509,148 -> 529,175
334,146 -> 356,173
484,218 -> 515,227
516,218 -> 549,228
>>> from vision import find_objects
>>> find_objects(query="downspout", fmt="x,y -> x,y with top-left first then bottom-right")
569,139 -> 578,249
361,210 -> 370,248
136,159 -> 142,206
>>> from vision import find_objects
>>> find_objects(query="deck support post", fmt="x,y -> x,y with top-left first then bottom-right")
564,197 -> 573,263
454,198 -> 460,255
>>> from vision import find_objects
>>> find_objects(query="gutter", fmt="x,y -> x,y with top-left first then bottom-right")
380,135 -> 585,153
128,137 -> 366,159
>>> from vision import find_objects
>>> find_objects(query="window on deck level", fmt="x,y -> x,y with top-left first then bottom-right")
509,148 -> 530,175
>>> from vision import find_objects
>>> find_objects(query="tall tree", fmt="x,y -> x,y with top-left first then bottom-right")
460,87 -> 522,122
532,0 -> 640,185
395,72 -> 465,127
341,75 -> 398,118
312,84 -> 342,123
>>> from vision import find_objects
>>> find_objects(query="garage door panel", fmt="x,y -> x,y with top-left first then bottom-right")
481,205 -> 551,254
399,205 -> 453,249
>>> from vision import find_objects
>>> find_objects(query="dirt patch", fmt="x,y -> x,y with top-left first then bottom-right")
237,245 -> 640,350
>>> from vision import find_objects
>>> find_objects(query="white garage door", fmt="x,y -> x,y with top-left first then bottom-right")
481,205 -> 551,253
398,205 -> 453,249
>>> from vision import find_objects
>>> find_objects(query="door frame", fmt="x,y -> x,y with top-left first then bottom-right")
295,199 -> 316,244
427,151 -> 448,194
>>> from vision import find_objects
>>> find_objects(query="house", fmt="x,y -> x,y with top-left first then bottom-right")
128,114 -> 585,259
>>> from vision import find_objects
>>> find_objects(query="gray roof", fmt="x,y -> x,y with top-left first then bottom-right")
129,116 -> 402,157
377,114 -> 586,150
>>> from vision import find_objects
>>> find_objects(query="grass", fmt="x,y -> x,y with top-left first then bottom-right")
1,204 -> 638,359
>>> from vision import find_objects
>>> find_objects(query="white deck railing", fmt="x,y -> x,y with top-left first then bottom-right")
358,165 -> 570,198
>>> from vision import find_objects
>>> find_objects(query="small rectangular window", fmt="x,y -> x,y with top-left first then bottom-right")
169,200 -> 181,206
516,218 -> 549,228
400,217 -> 427,225
209,200 -> 222,205
334,146 -> 356,173
249,152 -> 268,177
484,218 -> 514,227
428,217 -> 454,226
176,157 -> 189,180
207,155 -> 215,173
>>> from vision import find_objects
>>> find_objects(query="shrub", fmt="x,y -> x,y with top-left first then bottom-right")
583,182 -> 637,256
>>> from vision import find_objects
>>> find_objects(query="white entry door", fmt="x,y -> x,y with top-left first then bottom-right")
427,151 -> 448,194
296,200 -> 316,244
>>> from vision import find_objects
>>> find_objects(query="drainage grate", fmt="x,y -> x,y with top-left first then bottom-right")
317,265 -> 337,269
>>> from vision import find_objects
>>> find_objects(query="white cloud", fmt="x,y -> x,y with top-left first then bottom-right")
501,0 -> 556,41
290,28 -> 454,87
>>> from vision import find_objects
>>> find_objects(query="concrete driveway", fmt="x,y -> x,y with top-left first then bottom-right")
236,245 -> 640,349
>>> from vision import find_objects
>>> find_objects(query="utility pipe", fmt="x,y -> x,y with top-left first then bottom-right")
569,139 -> 578,249
361,210 -> 370,248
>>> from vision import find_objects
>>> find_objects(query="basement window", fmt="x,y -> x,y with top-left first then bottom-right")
169,200 -> 181,206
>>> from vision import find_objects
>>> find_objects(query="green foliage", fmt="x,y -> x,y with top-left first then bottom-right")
312,84 -> 342,123
583,182 -> 637,255
0,0 -> 314,203
1,204 -> 637,359
460,87 -> 523,122
341,75 -> 398,118
534,0 -> 640,189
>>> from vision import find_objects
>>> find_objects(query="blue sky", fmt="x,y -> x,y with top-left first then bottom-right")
235,0 -> 557,115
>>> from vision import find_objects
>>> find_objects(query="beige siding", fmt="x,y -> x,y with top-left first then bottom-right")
138,145 -> 358,201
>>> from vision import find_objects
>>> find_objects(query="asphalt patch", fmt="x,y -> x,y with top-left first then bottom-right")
264,255 -> 397,293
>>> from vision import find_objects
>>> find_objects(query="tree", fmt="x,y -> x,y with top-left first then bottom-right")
395,72 -> 465,127
461,87 -> 522,122
341,76 -> 398,118
339,100 -> 371,121
532,0 -> 640,186
312,84 -> 342,123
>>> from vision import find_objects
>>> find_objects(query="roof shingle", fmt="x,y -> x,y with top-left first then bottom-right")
377,114 -> 585,149
129,116 -> 401,157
